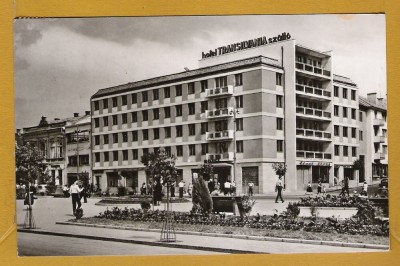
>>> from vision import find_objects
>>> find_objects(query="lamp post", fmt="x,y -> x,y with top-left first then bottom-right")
229,106 -> 240,186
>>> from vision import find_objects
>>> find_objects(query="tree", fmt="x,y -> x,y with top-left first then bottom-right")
199,163 -> 214,182
16,142 -> 47,185
141,149 -> 179,186
192,174 -> 213,214
352,159 -> 364,170
272,163 -> 287,178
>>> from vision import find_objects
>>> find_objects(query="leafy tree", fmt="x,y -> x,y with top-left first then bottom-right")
16,142 -> 47,185
141,149 -> 179,186
272,163 -> 287,178
352,159 -> 364,170
192,174 -> 213,214
199,163 -> 214,182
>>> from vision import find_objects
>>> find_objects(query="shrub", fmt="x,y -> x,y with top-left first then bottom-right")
191,175 -> 213,214
140,199 -> 151,211
241,195 -> 256,214
117,186 -> 127,197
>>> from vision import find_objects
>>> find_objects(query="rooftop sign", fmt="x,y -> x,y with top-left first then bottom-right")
202,32 -> 291,59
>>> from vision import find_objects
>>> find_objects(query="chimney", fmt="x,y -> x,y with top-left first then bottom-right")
85,111 -> 91,115
367,93 -> 377,104
54,118 -> 60,121
377,97 -> 387,106
39,116 -> 48,126
73,112 -> 79,117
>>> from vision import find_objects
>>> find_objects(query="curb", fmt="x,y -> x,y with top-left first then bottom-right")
18,228 -> 263,254
55,221 -> 389,250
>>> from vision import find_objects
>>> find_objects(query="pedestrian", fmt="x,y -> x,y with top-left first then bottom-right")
69,181 -> 84,216
188,183 -> 193,196
343,176 -> 350,196
224,180 -> 231,195
248,182 -> 254,196
317,179 -> 322,195
63,184 -> 70,197
231,181 -> 236,196
140,182 -> 146,195
207,178 -> 215,193
275,176 -> 284,203
80,184 -> 88,203
362,180 -> 368,196
148,181 -> 153,196
178,180 -> 185,198
305,182 -> 313,195
170,183 -> 175,198
154,180 -> 163,205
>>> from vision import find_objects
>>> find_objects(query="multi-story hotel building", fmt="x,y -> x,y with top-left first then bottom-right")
90,34 -> 383,194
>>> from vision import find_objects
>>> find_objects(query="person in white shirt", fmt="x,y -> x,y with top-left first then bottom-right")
224,180 -> 231,195
275,177 -> 284,203
248,182 -> 254,196
178,180 -> 185,198
69,181 -> 84,215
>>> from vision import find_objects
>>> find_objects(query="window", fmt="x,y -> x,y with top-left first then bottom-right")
236,118 -> 243,131
132,131 -> 138,141
164,127 -> 171,138
112,97 -> 118,107
176,145 -> 183,157
334,105 -> 339,116
176,125 -> 183,137
334,86 -> 339,97
142,110 -> 148,121
123,150 -> 128,161
112,115 -> 118,125
276,95 -> 283,108
132,149 -> 138,160
352,128 -> 356,138
113,133 -> 118,143
201,122 -> 208,134
143,129 -> 148,140
142,91 -> 148,102
189,124 -> 196,136
113,151 -> 119,161
277,140 -> 283,152
132,93 -> 137,104
164,107 -> 171,118
352,147 -> 357,157
153,128 -> 159,140
188,103 -> 195,115
188,82 -> 195,94
351,108 -> 356,119
201,143 -> 208,155
359,130 -> 363,141
103,134 -> 109,144
103,117 -> 108,127
343,146 -> 348,156
351,90 -> 356,100
122,132 -> 128,142
95,135 -> 100,145
176,85 -> 182,96
201,80 -> 208,92
122,113 -> 127,124
235,73 -> 243,86
342,107 -> 348,118
201,101 -> 208,113
94,153 -> 100,163
343,88 -> 348,99
153,89 -> 159,100
164,87 -> 170,98
143,148 -> 149,155
215,76 -> 227,88
122,95 -> 127,105
104,152 -> 109,162
165,147 -> 171,156
132,112 -> 137,122
215,98 -> 228,109
277,118 -> 283,130
359,111 -> 363,122
153,109 -> 159,120
189,144 -> 196,156
334,125 -> 339,136
237,140 -> 244,153
276,73 -> 283,86
343,127 -> 348,137
235,96 -> 243,108
334,145 -> 340,156
103,99 -> 108,108
94,101 -> 99,110
175,105 -> 182,116
94,118 -> 99,128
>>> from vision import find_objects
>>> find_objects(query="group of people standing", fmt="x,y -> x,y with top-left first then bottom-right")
140,180 -> 194,206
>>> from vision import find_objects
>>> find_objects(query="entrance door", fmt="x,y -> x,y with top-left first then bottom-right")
242,167 -> 259,194
297,166 -> 310,190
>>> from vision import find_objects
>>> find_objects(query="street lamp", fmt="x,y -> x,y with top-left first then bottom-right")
229,106 -> 240,187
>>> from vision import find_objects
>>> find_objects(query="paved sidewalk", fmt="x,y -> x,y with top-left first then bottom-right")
16,197 -> 388,255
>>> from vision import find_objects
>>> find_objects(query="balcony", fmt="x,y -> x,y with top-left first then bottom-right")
296,150 -> 332,160
373,136 -> 386,143
296,106 -> 331,120
296,84 -> 331,100
296,128 -> 331,141
373,119 -> 385,126
206,85 -> 234,98
205,152 -> 234,162
374,153 -> 386,160
206,130 -> 234,141
204,107 -> 234,120
295,62 -> 331,78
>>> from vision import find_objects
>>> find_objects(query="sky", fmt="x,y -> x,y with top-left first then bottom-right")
14,14 -> 386,129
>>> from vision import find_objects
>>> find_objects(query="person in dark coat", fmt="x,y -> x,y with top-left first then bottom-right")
154,181 -> 163,205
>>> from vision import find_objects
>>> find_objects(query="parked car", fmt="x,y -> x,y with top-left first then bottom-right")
37,184 -> 48,196
378,178 -> 388,197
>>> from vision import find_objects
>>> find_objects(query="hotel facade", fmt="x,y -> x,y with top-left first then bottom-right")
90,35 -> 387,194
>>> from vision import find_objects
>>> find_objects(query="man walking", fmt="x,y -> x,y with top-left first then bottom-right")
248,182 -> 254,196
69,181 -> 84,215
275,176 -> 284,203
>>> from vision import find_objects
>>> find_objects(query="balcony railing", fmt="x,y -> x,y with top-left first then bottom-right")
373,119 -> 385,126
374,153 -> 386,160
296,106 -> 331,119
206,130 -> 234,141
296,150 -> 332,160
205,152 -> 234,162
296,84 -> 331,99
204,107 -> 234,120
206,85 -> 234,98
296,128 -> 331,140
295,62 -> 331,77
373,136 -> 386,143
